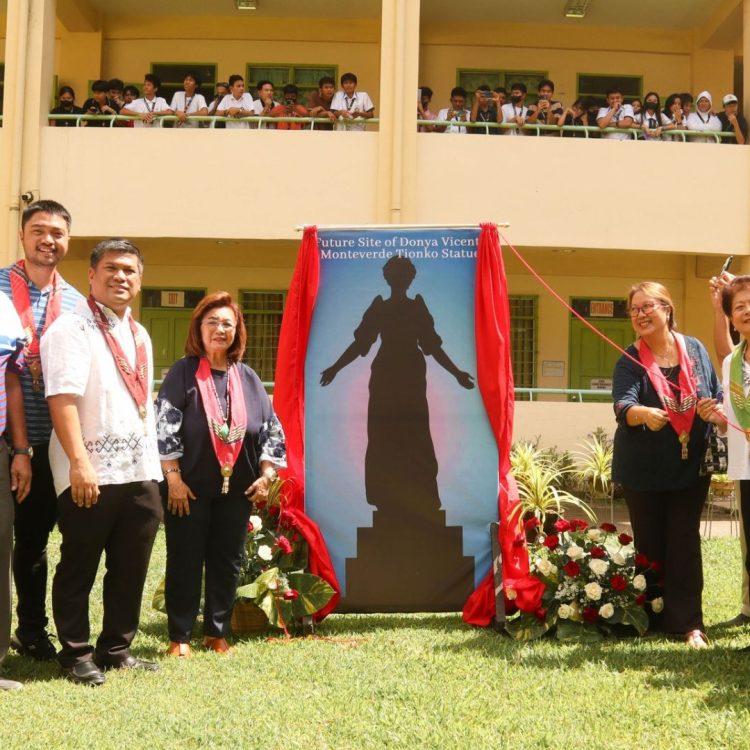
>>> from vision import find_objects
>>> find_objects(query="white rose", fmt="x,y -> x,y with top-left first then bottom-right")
558,604 -> 572,619
248,515 -> 263,533
506,588 -> 517,601
585,582 -> 603,601
567,545 -> 584,560
587,528 -> 604,543
267,579 -> 278,590
599,603 -> 615,619
651,597 -> 664,613
536,558 -> 557,577
588,559 -> 609,577
633,574 -> 647,592
258,544 -> 273,561
612,552 -> 626,566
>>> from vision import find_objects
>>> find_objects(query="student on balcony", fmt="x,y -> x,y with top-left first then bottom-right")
331,72 -> 375,131
49,87 -> 84,127
718,94 -> 748,145
469,85 -> 500,135
120,74 -> 173,128
557,98 -> 589,137
500,82 -> 531,136
526,79 -> 564,135
216,75 -> 256,129
170,72 -> 209,129
596,87 -> 635,140
307,76 -> 337,130
270,85 -> 309,130
251,80 -> 279,128
686,91 -> 722,143
640,93 -> 675,141
434,87 -> 471,134
80,80 -> 120,128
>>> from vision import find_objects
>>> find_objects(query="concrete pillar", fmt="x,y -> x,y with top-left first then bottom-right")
0,0 -> 56,264
744,0 -> 750,118
376,0 -> 421,224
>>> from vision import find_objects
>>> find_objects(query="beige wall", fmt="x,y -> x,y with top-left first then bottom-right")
515,402 -> 615,450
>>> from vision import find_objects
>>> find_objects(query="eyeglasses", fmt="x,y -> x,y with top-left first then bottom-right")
628,301 -> 665,317
202,318 -> 236,331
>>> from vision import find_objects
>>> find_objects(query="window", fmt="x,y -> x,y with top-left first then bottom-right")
456,69 -> 548,105
509,296 -> 537,392
150,63 -> 218,106
240,290 -> 286,387
577,73 -> 642,106
246,64 -> 337,100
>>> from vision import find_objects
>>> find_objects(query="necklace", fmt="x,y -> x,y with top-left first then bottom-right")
207,366 -> 231,439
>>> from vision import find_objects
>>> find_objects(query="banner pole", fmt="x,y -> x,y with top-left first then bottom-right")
294,222 -> 510,231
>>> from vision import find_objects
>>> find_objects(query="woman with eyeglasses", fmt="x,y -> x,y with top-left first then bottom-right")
155,292 -> 286,656
612,281 -> 723,649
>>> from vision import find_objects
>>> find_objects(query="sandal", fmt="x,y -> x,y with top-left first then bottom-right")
202,637 -> 233,654
685,629 -> 709,649
167,641 -> 192,658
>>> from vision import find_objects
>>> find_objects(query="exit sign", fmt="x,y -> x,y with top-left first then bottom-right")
161,291 -> 185,308
590,300 -> 614,317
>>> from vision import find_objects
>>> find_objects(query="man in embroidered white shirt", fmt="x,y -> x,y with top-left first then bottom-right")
120,74 -> 173,128
41,239 -> 162,686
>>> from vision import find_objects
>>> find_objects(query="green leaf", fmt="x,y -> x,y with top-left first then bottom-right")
505,613 -> 553,641
256,590 -> 295,629
622,605 -> 650,635
151,575 -> 166,614
235,582 -> 259,600
288,572 -> 335,616
556,619 -> 603,642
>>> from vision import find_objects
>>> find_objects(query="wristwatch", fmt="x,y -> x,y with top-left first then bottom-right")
13,446 -> 34,458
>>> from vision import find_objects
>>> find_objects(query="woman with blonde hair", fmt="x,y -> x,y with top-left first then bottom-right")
612,281 -> 723,648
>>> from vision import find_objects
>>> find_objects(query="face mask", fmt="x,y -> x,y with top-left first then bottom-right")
645,101 -> 658,111
60,101 -> 74,109
511,95 -> 522,103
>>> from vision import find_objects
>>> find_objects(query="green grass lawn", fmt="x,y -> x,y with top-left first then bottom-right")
2,531 -> 750,750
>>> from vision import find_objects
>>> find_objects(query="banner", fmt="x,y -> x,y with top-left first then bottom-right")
304,227 -> 499,612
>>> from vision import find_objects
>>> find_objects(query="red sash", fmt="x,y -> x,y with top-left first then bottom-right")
638,333 -> 697,459
9,260 -> 62,390
195,357 -> 247,494
86,295 -> 150,421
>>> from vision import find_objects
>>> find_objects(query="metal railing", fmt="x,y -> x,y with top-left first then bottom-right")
417,119 -> 738,142
514,387 -> 612,402
43,113 -> 379,129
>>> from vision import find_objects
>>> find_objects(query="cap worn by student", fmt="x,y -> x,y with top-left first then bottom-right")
723,94 -> 739,106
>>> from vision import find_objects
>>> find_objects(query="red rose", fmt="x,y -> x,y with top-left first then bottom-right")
651,560 -> 663,573
283,589 -> 300,601
247,521 -> 254,532
524,517 -> 541,530
563,561 -> 580,577
569,519 -> 589,531
635,553 -> 650,568
618,533 -> 633,545
535,607 -> 547,621
590,546 -> 606,559
599,522 -> 617,533
543,535 -> 559,550
554,519 -> 571,532
269,505 -> 280,516
276,535 -> 293,554
583,607 -> 598,623
610,575 -> 628,591
635,594 -> 646,606
254,500 -> 267,510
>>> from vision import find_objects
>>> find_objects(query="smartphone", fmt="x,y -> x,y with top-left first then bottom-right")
721,256 -> 734,274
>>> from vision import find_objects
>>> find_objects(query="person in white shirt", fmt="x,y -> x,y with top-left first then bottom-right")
41,239 -> 162,686
596,87 -> 636,141
120,74 -> 173,128
435,87 -> 472,134
331,72 -> 375,131
500,82 -> 531,136
217,74 -> 255,130
170,72 -> 208,129
640,92 -> 675,141
686,90 -> 722,144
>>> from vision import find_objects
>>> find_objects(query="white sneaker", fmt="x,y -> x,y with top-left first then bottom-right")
0,678 -> 23,690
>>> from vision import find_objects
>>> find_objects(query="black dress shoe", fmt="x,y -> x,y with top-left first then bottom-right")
62,661 -> 106,686
11,631 -> 57,661
720,613 -> 750,627
96,654 -> 160,672
738,644 -> 750,652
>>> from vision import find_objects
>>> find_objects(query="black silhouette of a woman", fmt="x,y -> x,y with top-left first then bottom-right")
320,256 -> 474,524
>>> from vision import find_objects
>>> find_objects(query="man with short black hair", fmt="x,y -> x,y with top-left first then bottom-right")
597,87 -> 635,140
41,239 -> 162,686
108,79 -> 124,110
308,76 -> 336,130
252,80 -> 279,118
331,72 -> 375,131
417,86 -> 437,132
80,80 -> 119,127
270,84 -> 309,130
217,75 -> 255,130
0,200 -> 84,665
435,87 -> 471,134
170,72 -> 208,129
527,79 -> 564,135
469,85 -> 501,135
500,82 -> 530,136
120,74 -> 173,128
718,94 -> 748,145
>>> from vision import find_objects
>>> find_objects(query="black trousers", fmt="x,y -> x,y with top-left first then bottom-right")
163,490 -> 251,642
624,477 -> 709,635
13,443 -> 57,640
52,481 -> 162,667
739,481 -> 750,609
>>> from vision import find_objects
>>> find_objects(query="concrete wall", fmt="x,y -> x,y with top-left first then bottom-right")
514,401 -> 615,451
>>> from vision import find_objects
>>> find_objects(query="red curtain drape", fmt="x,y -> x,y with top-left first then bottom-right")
463,223 -> 544,626
274,226 -> 341,619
